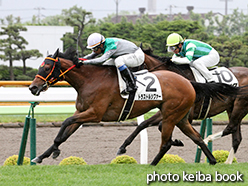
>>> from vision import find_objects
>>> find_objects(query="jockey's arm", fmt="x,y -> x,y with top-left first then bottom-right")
171,54 -> 191,64
83,50 -> 115,65
171,43 -> 196,65
83,52 -> 98,59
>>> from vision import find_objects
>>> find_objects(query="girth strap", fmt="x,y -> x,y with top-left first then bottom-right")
197,97 -> 212,120
118,90 -> 136,121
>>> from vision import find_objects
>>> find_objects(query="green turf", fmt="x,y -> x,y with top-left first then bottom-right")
1,110 -> 248,124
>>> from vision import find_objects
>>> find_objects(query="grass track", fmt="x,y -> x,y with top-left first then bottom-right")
0,163 -> 247,185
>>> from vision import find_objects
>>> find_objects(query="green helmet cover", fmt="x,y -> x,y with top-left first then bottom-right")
166,33 -> 184,46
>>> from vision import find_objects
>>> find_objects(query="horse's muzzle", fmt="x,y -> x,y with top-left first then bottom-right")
29,83 -> 48,96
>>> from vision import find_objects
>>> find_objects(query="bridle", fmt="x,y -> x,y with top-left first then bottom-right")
35,56 -> 76,89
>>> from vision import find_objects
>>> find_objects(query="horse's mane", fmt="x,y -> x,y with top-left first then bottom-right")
142,48 -> 190,70
58,47 -> 78,65
143,48 -> 171,63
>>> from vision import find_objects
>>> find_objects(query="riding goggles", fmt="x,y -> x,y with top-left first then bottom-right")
168,45 -> 179,51
91,46 -> 100,52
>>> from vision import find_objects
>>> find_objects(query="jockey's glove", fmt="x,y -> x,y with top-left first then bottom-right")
76,58 -> 86,68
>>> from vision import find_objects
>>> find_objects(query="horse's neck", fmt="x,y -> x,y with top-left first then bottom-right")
60,60 -> 116,89
168,64 -> 194,80
146,55 -> 194,80
60,59 -> 85,89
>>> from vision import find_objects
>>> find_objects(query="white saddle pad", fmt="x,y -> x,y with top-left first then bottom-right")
117,70 -> 163,100
190,66 -> 239,87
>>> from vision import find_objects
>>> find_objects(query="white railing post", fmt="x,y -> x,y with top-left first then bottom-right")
137,115 -> 148,164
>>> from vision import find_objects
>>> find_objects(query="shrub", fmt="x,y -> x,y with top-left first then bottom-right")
111,155 -> 138,164
206,150 -> 237,163
3,155 -> 30,166
158,154 -> 186,164
59,156 -> 87,165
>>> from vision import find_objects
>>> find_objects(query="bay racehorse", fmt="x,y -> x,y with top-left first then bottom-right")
29,47 -> 240,165
118,49 -> 248,163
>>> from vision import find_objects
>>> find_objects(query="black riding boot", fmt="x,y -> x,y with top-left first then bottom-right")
120,68 -> 138,94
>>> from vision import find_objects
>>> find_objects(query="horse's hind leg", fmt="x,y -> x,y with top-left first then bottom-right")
225,124 -> 242,164
177,119 -> 216,165
204,100 -> 247,164
117,111 -> 162,155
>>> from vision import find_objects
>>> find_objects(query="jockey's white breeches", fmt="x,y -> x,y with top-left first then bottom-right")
103,48 -> 145,68
192,48 -> 220,81
193,48 -> 220,67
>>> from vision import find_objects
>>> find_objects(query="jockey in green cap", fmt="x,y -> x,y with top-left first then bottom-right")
167,33 -> 220,83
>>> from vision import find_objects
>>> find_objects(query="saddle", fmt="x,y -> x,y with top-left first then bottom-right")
117,69 -> 163,101
117,69 -> 163,121
190,66 -> 239,86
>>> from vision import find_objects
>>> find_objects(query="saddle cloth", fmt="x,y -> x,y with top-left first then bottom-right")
190,66 -> 239,86
117,70 -> 163,100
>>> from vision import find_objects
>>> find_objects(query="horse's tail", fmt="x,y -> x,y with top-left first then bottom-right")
190,82 -> 241,102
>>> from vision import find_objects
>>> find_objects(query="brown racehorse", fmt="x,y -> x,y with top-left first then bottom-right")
118,49 -> 248,163
29,47 -> 239,165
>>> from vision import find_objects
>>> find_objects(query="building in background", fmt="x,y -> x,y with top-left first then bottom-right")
111,6 -> 223,25
148,0 -> 156,13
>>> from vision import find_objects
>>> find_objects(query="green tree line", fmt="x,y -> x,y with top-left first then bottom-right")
0,6 -> 248,80
59,6 -> 248,68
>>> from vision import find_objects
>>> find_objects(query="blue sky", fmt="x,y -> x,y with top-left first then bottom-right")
0,0 -> 247,22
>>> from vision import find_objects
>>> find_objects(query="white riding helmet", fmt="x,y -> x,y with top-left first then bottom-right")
87,33 -> 105,49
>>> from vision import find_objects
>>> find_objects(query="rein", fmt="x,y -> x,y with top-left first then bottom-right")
59,64 -> 76,78
147,56 -> 191,79
148,63 -> 166,72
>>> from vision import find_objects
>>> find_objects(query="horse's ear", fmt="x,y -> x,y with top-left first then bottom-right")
52,48 -> 59,59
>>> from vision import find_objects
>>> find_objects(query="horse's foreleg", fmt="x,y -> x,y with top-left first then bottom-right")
150,118 -> 175,166
225,125 -> 242,164
32,117 -> 80,164
150,139 -> 173,166
52,123 -> 81,159
231,124 -> 242,153
117,111 -> 162,155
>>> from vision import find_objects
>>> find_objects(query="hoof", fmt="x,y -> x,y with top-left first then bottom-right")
150,161 -> 158,166
117,148 -> 126,155
210,160 -> 217,165
172,139 -> 184,146
31,157 -> 42,164
52,149 -> 61,159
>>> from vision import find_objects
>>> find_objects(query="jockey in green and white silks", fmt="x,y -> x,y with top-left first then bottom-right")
80,33 -> 145,94
167,33 -> 220,82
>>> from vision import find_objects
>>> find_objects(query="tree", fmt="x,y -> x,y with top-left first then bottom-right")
209,35 -> 247,67
0,15 -> 21,25
41,15 -> 67,26
60,5 -> 96,55
0,15 -> 43,79
17,50 -> 43,74
0,24 -> 27,80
